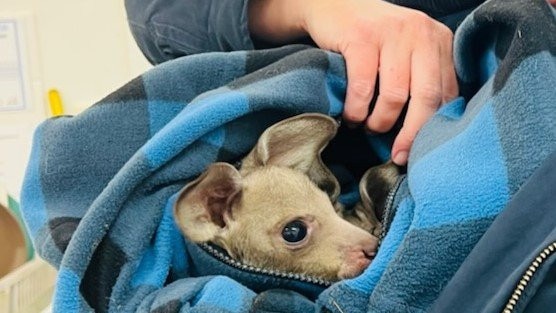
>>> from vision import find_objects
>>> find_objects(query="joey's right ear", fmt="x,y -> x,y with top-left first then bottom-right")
173,163 -> 242,243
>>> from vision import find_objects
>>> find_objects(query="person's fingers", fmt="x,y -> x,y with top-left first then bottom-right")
366,41 -> 411,132
342,42 -> 380,124
438,25 -> 459,103
391,127 -> 412,166
392,31 -> 442,165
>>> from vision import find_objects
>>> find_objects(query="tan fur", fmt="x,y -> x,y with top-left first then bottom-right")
174,114 -> 386,281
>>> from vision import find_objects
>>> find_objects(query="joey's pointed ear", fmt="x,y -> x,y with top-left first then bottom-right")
359,161 -> 403,223
174,163 -> 242,243
240,113 -> 341,201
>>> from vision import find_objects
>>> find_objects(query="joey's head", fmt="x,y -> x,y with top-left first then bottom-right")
174,114 -> 378,281
174,164 -> 378,281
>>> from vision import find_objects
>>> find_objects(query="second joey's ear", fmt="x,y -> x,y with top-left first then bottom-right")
359,161 -> 403,223
174,163 -> 242,243
240,113 -> 341,201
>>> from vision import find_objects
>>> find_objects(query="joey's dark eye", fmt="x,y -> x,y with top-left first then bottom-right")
282,220 -> 307,243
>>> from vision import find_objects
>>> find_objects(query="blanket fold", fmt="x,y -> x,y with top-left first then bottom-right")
318,0 -> 555,312
22,45 -> 351,312
20,0 -> 555,312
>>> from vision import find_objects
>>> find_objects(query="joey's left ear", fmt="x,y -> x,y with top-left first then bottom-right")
240,113 -> 341,201
359,161 -> 403,223
173,163 -> 242,243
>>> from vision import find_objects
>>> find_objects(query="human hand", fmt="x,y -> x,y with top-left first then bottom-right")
249,0 -> 459,165
302,0 -> 458,165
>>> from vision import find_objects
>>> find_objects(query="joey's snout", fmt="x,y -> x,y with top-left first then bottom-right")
338,232 -> 379,279
362,238 -> 378,259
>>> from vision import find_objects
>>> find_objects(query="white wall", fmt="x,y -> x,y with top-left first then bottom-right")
0,0 -> 151,197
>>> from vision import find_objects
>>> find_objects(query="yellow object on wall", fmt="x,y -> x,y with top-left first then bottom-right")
47,89 -> 64,116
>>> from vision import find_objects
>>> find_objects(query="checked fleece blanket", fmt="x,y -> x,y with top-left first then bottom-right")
21,0 -> 555,312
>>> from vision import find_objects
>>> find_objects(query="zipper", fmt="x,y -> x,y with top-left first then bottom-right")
199,242 -> 333,287
379,175 -> 405,243
502,241 -> 556,313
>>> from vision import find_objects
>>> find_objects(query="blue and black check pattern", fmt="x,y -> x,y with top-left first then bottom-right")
20,0 -> 555,312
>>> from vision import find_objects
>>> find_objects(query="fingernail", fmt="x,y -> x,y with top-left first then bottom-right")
393,151 -> 408,165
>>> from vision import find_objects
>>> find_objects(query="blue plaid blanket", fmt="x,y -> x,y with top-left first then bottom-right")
20,0 -> 555,312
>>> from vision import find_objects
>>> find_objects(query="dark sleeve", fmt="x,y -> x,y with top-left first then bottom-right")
124,0 -> 255,64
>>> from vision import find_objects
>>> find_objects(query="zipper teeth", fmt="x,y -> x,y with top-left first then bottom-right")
379,176 -> 405,243
502,241 -> 556,313
199,243 -> 333,287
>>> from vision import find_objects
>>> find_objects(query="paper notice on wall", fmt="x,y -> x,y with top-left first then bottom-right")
0,19 -> 27,111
